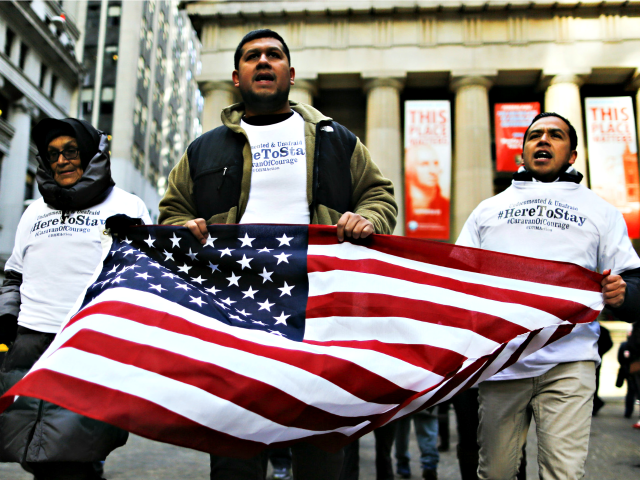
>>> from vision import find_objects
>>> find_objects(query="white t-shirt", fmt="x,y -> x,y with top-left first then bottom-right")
457,180 -> 640,380
240,112 -> 309,224
5,187 -> 151,333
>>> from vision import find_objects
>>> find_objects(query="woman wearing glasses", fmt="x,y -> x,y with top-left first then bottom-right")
0,118 -> 150,479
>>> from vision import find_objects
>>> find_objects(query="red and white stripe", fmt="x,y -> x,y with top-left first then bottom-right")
0,226 -> 604,456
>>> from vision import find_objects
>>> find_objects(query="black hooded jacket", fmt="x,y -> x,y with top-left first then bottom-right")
33,118 -> 115,212
0,118 -> 127,463
0,119 -> 115,345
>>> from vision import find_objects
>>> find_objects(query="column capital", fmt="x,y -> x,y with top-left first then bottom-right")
548,74 -> 585,87
199,80 -> 237,96
12,98 -> 38,117
450,75 -> 493,92
363,77 -> 405,94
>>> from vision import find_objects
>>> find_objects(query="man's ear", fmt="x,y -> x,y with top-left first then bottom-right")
232,70 -> 240,87
290,67 -> 295,85
569,150 -> 577,165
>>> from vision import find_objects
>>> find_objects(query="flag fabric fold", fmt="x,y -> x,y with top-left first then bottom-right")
0,221 -> 604,457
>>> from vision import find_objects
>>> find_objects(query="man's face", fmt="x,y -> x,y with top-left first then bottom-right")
522,116 -> 577,182
48,135 -> 84,187
409,146 -> 441,188
232,37 -> 295,116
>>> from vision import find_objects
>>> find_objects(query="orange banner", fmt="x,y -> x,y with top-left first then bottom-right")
404,101 -> 451,240
586,97 -> 640,238
495,102 -> 540,172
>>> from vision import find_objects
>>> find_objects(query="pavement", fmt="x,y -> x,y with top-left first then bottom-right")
0,397 -> 638,480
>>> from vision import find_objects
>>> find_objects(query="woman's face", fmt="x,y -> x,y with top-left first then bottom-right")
47,136 -> 84,187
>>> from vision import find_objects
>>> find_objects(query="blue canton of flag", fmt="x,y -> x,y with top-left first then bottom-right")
84,224 -> 310,341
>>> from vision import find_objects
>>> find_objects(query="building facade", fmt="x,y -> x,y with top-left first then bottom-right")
186,0 -> 640,239
0,0 -> 83,265
80,0 -> 203,220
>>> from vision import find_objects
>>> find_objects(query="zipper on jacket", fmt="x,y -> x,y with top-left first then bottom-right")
310,120 -> 330,220
218,167 -> 228,191
21,399 -> 44,464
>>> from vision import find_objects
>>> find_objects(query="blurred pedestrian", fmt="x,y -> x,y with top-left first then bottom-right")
593,322 -> 613,415
341,422 -> 398,480
626,322 -> 640,429
394,408 -> 439,480
437,401 -> 450,452
617,329 -> 637,419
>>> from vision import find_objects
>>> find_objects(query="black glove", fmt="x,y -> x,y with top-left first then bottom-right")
0,313 -> 18,346
105,214 -> 145,237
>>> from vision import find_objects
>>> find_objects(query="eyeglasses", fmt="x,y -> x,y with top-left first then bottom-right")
48,148 -> 80,164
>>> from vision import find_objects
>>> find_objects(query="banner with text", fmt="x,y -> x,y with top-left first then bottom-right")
404,100 -> 452,240
495,102 -> 540,172
586,96 -> 640,238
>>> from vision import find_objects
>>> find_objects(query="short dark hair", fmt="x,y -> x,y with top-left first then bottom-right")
234,29 -> 291,70
522,112 -> 578,151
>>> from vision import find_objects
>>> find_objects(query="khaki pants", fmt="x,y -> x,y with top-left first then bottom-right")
477,361 -> 595,480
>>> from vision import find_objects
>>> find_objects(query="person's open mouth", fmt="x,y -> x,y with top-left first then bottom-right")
534,151 -> 552,160
255,72 -> 275,83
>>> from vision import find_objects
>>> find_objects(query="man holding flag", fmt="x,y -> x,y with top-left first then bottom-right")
158,29 -> 398,480
457,112 -> 640,480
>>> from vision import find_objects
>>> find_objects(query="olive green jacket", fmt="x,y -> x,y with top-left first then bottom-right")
159,101 -> 397,233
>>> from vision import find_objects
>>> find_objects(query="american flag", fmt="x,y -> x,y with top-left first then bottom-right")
0,222 -> 604,457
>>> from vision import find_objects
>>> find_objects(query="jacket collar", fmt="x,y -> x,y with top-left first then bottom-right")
221,100 -> 332,131
512,165 -> 583,184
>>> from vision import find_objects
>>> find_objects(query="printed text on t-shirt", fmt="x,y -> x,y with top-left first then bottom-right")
496,199 -> 586,232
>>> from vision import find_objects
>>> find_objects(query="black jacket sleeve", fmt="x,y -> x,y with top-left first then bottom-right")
0,269 -> 21,345
605,267 -> 640,323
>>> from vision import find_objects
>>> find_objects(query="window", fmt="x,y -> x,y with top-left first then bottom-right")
0,94 -> 9,119
105,45 -> 118,64
49,75 -> 57,98
18,42 -> 28,70
143,66 -> 150,88
152,120 -> 160,150
134,95 -> 142,125
148,163 -> 159,185
107,3 -> 121,28
81,88 -> 93,117
137,56 -> 144,79
4,28 -> 14,56
140,105 -> 148,131
140,16 -> 147,40
39,63 -> 47,89
132,143 -> 144,171
101,87 -> 115,102
100,101 -> 114,114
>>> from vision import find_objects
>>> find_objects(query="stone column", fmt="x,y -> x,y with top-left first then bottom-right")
201,81 -> 237,132
451,76 -> 494,240
0,99 -> 36,258
364,77 -> 404,235
289,79 -> 316,106
544,75 -> 587,183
